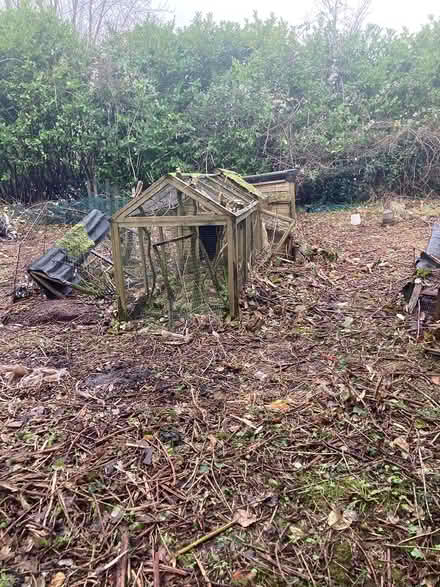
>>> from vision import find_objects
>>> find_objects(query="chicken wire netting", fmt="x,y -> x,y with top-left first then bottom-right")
120,224 -> 229,324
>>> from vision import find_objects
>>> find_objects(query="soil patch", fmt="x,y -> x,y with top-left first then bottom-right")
6,299 -> 102,326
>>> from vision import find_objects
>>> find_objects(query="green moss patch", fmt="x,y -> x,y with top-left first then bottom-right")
219,168 -> 264,199
56,223 -> 94,259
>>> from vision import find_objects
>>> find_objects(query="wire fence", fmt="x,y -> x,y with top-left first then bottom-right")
120,225 -> 228,326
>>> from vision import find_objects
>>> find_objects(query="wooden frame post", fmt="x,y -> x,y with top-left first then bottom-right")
244,216 -> 249,282
227,220 -> 239,318
256,207 -> 263,252
176,190 -> 185,271
137,227 -> 149,295
287,171 -> 296,221
111,221 -> 128,320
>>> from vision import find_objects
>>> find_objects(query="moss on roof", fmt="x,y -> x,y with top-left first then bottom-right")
56,223 -> 94,259
218,169 -> 264,199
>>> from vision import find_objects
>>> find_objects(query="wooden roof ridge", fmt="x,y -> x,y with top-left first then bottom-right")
113,170 -> 260,222
216,168 -> 266,200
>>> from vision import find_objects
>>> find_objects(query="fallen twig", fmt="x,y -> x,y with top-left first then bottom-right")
116,528 -> 130,587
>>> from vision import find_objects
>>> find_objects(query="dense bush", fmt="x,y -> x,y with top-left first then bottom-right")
2,3 -> 440,204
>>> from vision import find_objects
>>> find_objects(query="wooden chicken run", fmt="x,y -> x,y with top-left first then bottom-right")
111,169 -> 280,323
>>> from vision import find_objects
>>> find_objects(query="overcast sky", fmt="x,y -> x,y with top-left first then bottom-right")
168,0 -> 440,31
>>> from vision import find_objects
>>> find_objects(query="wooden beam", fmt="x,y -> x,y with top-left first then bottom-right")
236,202 -> 258,222
205,176 -> 255,205
113,176 -> 169,221
261,209 -> 294,223
111,222 -> 128,319
176,190 -> 185,271
243,217 -> 249,284
256,208 -> 263,252
153,233 -> 192,248
137,227 -> 149,295
227,220 -> 239,319
168,176 -> 234,217
288,179 -> 296,220
116,215 -> 229,227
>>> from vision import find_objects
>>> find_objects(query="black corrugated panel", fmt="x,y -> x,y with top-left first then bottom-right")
28,247 -> 80,297
81,209 -> 111,245
28,210 -> 110,298
244,169 -> 297,184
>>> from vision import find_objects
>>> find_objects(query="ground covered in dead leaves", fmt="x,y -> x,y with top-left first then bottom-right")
1,205 -> 440,586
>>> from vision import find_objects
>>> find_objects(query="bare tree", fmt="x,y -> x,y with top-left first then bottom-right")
314,0 -> 372,34
312,0 -> 372,88
0,0 -> 170,44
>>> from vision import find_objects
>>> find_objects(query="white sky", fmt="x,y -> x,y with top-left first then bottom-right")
168,0 -> 440,31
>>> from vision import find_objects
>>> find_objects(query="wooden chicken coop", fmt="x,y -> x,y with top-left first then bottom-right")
111,170 -> 267,323
244,169 -> 297,219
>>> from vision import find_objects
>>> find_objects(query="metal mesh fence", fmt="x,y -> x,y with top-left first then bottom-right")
120,225 -> 229,325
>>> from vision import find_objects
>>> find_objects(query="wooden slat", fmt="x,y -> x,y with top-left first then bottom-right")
255,209 -> 263,251
227,220 -> 239,318
289,179 -> 296,220
168,176 -> 234,217
137,227 -> 149,294
261,209 -> 295,223
254,181 -> 288,192
116,215 -> 229,227
205,176 -> 255,205
243,216 -> 249,284
253,179 -> 288,187
269,204 -> 291,218
111,222 -> 128,319
236,202 -> 258,222
265,194 -> 289,204
113,176 -> 169,220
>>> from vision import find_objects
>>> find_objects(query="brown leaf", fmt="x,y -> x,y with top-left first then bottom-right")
267,399 -> 289,412
234,509 -> 257,528
328,508 -> 357,530
231,569 -> 258,585
392,435 -> 410,454
49,572 -> 65,587
0,545 -> 13,561
208,434 -> 218,449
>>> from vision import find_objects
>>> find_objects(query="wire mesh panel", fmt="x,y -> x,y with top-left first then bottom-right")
119,224 -> 228,325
